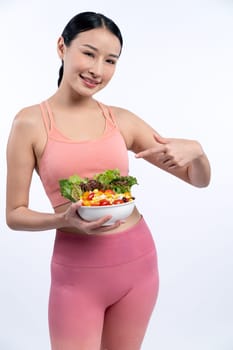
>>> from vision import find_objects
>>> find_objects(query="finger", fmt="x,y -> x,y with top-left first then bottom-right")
162,158 -> 171,165
135,144 -> 166,159
161,155 -> 174,164
97,219 -> 122,232
168,164 -> 177,169
164,160 -> 177,168
72,200 -> 82,209
85,215 -> 113,229
160,157 -> 178,169
70,200 -> 83,214
153,131 -> 168,145
85,217 -> 122,234
135,149 -> 153,158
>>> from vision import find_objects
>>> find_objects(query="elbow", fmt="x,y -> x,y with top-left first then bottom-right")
202,177 -> 211,188
6,216 -> 18,231
193,180 -> 210,188
188,159 -> 211,188
190,174 -> 211,188
6,210 -> 22,231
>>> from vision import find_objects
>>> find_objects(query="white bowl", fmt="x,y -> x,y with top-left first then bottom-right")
77,200 -> 135,226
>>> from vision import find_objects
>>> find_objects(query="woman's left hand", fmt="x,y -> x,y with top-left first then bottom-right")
135,131 -> 204,169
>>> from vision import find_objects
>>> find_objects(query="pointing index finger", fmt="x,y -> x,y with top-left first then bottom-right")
135,143 -> 167,158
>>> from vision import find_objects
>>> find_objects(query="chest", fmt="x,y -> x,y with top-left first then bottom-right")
52,111 -> 106,142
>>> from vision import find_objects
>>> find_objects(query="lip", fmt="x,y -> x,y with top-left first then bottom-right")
80,75 -> 101,88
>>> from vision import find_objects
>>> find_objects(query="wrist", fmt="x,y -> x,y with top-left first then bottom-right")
54,211 -> 68,229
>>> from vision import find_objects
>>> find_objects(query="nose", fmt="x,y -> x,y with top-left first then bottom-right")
88,59 -> 103,78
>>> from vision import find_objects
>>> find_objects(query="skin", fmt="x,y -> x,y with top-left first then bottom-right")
6,27 -> 211,235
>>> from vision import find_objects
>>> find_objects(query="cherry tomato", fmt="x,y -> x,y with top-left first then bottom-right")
99,199 -> 111,206
87,192 -> 95,200
113,199 -> 124,205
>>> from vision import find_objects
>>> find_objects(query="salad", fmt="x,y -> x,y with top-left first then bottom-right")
59,169 -> 138,206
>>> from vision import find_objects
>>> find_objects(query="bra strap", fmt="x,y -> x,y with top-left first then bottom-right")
44,100 -> 56,129
39,100 -> 55,133
39,101 -> 50,133
97,101 -> 117,127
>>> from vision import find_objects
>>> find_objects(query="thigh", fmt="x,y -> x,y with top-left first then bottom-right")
101,251 -> 159,350
49,262 -> 104,350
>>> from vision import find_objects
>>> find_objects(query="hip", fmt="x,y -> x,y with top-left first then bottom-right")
52,216 -> 157,268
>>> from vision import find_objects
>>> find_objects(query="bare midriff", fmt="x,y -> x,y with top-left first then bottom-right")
54,203 -> 142,235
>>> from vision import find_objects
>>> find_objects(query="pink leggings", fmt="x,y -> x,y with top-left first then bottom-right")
48,217 -> 159,350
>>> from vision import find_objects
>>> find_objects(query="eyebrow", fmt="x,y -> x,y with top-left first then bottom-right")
82,44 -> 120,59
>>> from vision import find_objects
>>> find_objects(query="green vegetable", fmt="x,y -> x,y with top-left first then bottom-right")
59,169 -> 138,202
68,174 -> 88,184
95,169 -> 138,193
93,169 -> 121,185
59,179 -> 76,202
109,176 -> 138,193
59,175 -> 88,202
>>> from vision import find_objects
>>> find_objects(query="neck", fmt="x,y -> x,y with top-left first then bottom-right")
51,87 -> 96,108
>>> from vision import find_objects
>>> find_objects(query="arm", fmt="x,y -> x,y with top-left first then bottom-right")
186,150 -> 211,187
135,132 -> 211,187
6,108 -> 63,231
6,108 -> 121,233
114,107 -> 211,187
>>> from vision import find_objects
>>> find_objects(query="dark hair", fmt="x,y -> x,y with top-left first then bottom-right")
57,11 -> 123,86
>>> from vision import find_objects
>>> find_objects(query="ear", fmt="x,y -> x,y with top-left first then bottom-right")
57,36 -> 66,59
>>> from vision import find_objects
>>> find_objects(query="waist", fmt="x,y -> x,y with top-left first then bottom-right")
52,216 -> 156,267
54,204 -> 142,235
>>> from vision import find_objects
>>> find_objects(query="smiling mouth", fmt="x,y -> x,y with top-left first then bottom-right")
80,75 -> 101,88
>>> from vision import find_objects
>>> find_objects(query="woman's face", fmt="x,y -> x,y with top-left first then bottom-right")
57,27 -> 122,96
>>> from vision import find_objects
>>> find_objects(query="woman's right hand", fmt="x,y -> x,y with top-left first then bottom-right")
61,201 -> 122,234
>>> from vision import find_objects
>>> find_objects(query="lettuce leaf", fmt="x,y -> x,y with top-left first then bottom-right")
93,169 -> 121,185
59,179 -> 76,202
94,169 -> 138,193
68,174 -> 87,184
59,169 -> 138,202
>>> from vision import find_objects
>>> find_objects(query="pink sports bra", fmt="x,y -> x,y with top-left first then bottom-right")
38,100 -> 129,208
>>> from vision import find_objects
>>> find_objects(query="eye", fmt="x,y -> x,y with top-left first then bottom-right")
83,51 -> 94,58
106,59 -> 117,65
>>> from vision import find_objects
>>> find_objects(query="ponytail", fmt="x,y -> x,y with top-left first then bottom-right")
58,62 -> 64,87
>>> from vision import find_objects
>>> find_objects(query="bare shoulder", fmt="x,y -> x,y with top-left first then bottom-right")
14,104 -> 42,126
10,104 -> 44,139
110,105 -> 142,123
8,103 -> 45,151
110,105 -> 153,130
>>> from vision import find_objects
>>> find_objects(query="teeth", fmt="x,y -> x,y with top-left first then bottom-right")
82,76 -> 98,84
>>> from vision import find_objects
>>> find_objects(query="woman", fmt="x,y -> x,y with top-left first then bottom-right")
6,11 -> 211,350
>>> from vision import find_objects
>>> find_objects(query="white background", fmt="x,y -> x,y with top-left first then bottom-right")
0,0 -> 233,349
